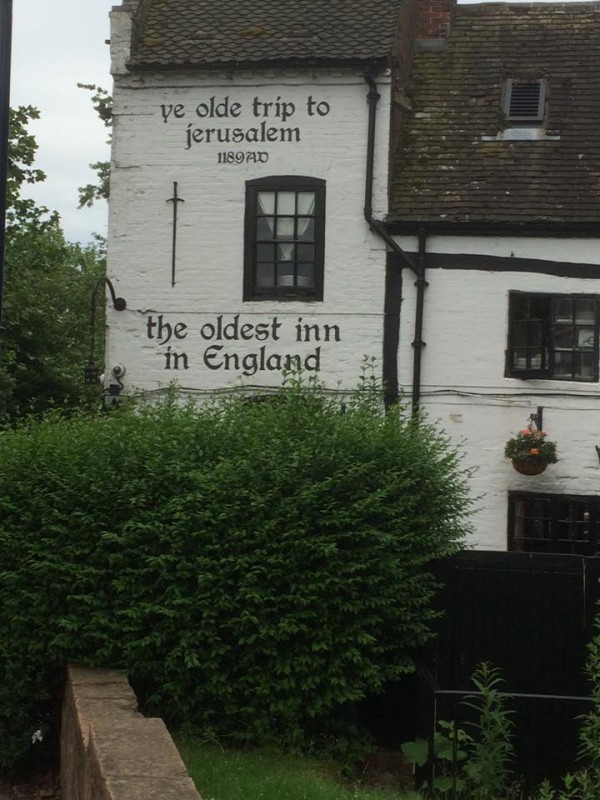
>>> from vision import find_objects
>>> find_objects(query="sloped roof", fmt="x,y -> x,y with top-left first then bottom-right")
125,0 -> 401,69
389,2 -> 600,229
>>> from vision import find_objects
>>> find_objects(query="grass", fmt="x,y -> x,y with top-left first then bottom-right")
176,740 -> 413,800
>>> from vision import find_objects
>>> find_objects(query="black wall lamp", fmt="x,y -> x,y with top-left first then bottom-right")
84,277 -> 127,385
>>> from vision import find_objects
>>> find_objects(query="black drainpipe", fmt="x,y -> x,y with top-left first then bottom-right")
412,228 -> 428,413
363,67 -> 427,413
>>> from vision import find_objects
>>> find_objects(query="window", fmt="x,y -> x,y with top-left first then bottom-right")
502,79 -> 546,123
506,293 -> 599,382
244,176 -> 325,301
509,493 -> 600,556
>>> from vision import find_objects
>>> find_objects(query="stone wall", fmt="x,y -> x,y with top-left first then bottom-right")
61,666 -> 201,800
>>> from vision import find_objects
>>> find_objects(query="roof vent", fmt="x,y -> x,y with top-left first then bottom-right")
503,79 -> 546,122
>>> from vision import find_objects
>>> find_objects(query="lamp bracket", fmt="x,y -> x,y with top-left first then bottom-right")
529,406 -> 544,432
92,276 -> 127,311
84,278 -> 128,389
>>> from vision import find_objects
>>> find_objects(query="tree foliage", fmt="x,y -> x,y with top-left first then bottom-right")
0,106 -> 105,418
77,84 -> 111,207
0,380 -> 472,771
6,106 -> 46,215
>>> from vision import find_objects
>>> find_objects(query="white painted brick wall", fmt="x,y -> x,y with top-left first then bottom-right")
107,14 -> 600,553
397,236 -> 600,550
106,68 -> 392,396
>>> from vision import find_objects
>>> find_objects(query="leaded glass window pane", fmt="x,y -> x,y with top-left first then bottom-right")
296,192 -> 315,215
245,178 -> 324,300
508,293 -> 599,382
257,192 -> 276,215
276,218 -> 295,240
256,263 -> 274,287
510,493 -> 600,556
277,192 -> 296,215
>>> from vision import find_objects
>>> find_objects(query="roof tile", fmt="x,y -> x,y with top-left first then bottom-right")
389,2 -> 600,225
124,0 -> 400,68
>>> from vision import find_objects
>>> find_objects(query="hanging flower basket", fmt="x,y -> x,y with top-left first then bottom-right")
511,460 -> 548,476
504,421 -> 557,475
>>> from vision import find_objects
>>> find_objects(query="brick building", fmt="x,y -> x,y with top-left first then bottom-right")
105,0 -> 600,552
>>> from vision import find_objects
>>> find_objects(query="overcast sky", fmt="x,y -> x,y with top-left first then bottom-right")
11,0 -> 112,244
8,0 -> 587,245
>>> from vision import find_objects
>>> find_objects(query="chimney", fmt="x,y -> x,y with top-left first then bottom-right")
418,0 -> 455,41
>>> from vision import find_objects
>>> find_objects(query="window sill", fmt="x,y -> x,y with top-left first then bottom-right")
481,128 -> 560,142
505,374 -> 599,385
244,291 -> 323,303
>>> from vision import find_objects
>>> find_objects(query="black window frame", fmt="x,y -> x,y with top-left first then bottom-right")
506,292 -> 600,382
502,79 -> 547,123
508,492 -> 600,556
243,175 -> 325,302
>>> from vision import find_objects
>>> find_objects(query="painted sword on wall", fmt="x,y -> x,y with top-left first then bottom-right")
167,181 -> 184,287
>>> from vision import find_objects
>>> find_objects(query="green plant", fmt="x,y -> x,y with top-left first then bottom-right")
402,663 -> 515,799
401,627 -> 600,800
402,719 -> 473,796
578,615 -> 600,783
531,772 -> 596,800
461,662 -> 516,800
0,377 -> 472,771
504,422 -> 557,466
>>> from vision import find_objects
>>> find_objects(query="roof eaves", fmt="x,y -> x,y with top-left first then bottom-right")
384,219 -> 600,239
127,55 -> 392,73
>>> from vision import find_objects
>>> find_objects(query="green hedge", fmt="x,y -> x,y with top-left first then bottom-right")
0,380 -> 472,770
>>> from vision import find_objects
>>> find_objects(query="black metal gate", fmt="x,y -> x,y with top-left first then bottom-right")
419,551 -> 600,787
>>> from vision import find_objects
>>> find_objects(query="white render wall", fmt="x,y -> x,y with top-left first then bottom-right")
106,58 -> 392,398
107,16 -> 600,552
396,234 -> 600,550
